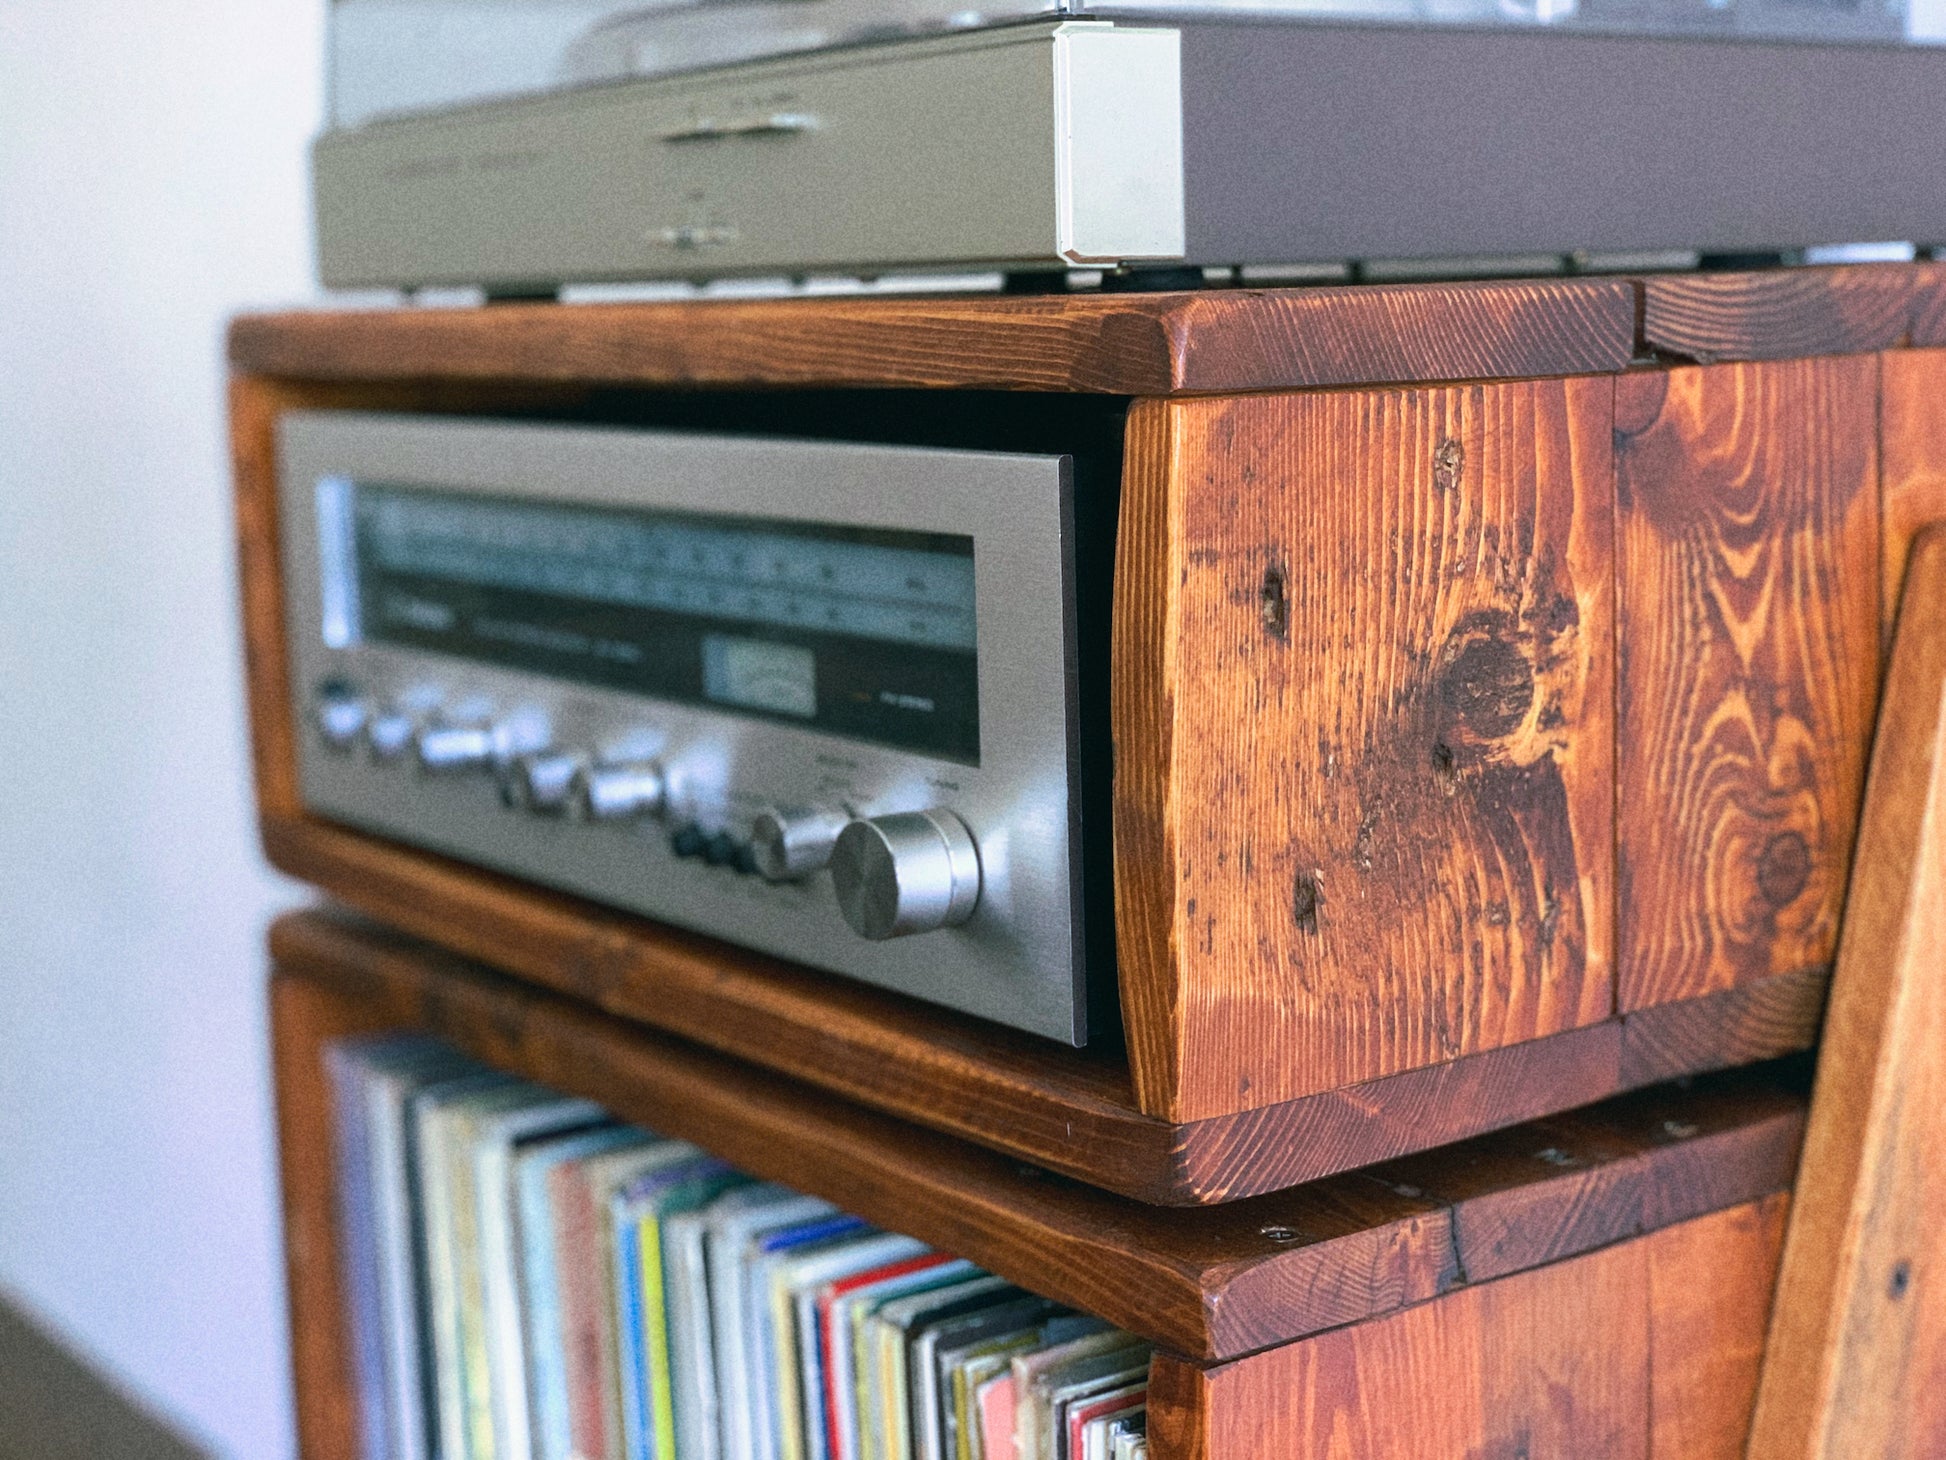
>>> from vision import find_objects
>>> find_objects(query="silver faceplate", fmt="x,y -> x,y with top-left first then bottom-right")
278,411 -> 1090,1043
312,22 -> 1185,288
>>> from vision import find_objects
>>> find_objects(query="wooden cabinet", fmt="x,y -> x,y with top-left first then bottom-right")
236,265 -> 1946,1201
242,263 -> 1946,1457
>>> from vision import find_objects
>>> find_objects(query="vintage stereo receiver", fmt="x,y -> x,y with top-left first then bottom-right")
313,0 -> 1946,291
278,411 -> 1109,1043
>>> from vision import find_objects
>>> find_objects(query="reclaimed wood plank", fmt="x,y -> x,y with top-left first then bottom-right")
1115,379 -> 1615,1121
1747,526 -> 1946,1460
1880,349 -> 1946,641
1615,358 -> 1880,1012
1617,965 -> 1828,1088
227,278 -> 1638,398
1641,264 -> 1921,364
1650,1193 -> 1790,1460
1151,1234 -> 1651,1460
1151,1198 -> 1791,1460
1903,261 -> 1946,349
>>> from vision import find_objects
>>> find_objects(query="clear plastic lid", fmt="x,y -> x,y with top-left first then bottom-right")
328,0 -> 1935,128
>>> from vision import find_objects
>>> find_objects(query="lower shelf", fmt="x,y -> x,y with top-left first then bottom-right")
265,813 -> 1827,1206
274,906 -> 1803,1459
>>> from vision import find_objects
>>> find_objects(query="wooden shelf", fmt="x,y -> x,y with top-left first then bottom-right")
274,905 -> 1806,1367
229,264 -> 1946,399
265,815 -> 1824,1206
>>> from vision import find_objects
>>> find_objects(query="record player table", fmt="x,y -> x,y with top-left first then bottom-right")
235,262 -> 1946,1203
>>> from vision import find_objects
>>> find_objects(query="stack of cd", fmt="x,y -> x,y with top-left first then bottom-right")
328,1034 -> 1150,1460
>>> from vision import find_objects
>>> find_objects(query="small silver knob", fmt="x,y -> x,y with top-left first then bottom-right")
366,710 -> 418,761
505,750 -> 585,814
314,691 -> 369,750
830,809 -> 981,940
749,806 -> 849,882
573,761 -> 666,821
415,723 -> 497,773
416,713 -> 548,774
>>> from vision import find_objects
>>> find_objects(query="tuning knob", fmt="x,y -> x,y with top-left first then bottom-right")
572,760 -> 667,821
829,809 -> 981,940
749,806 -> 849,882
504,750 -> 585,814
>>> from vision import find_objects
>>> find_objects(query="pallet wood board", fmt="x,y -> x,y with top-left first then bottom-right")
1148,1194 -> 1790,1460
1114,378 -> 1614,1121
272,905 -> 1806,1371
228,277 -> 1639,397
1746,527 -> 1946,1460
1641,262 -> 1946,365
1880,349 -> 1946,641
1614,356 -> 1880,1012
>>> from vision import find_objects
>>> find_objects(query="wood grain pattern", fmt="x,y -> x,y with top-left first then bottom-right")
1615,358 -> 1880,1012
1149,1198 -> 1790,1460
1747,526 -> 1946,1460
1880,349 -> 1946,641
1649,1192 -> 1790,1460
227,278 -> 1638,397
1617,964 -> 1829,1088
1115,379 -> 1614,1121
273,905 -> 1805,1363
1913,264 -> 1946,348
1641,264 -> 1924,365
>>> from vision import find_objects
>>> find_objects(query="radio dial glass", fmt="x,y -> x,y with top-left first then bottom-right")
324,479 -> 982,764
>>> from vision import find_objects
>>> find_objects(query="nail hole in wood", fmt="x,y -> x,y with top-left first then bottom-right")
1292,871 -> 1321,932
1434,437 -> 1464,493
1260,1224 -> 1301,1244
1260,563 -> 1289,639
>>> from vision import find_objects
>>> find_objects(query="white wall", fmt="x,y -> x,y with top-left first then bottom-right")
0,3 -> 321,1454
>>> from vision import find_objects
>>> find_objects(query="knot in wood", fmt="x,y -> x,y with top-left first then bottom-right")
1755,831 -> 1813,910
1433,611 -> 1536,764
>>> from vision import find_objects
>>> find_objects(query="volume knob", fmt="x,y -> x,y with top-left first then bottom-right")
829,809 -> 981,940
